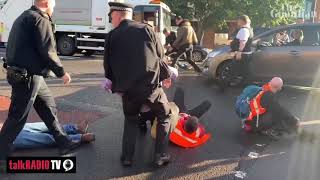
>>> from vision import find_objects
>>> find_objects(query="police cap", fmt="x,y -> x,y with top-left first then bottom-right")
108,2 -> 133,13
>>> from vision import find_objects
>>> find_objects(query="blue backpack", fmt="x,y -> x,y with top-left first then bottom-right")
235,85 -> 263,119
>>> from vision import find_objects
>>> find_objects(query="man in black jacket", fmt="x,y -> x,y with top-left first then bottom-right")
104,2 -> 171,167
0,0 -> 79,160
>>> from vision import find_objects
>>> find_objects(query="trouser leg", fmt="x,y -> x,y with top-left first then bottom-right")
185,46 -> 202,73
33,76 -> 70,147
270,103 -> 299,133
0,75 -> 40,158
147,88 -> 171,154
173,87 -> 187,112
171,48 -> 186,67
188,100 -> 212,119
250,113 -> 274,132
121,97 -> 141,160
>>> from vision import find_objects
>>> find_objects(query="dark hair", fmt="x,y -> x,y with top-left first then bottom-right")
237,15 -> 251,24
163,28 -> 169,34
184,116 -> 199,134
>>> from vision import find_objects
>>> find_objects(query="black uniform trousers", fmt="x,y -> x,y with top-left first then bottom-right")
0,74 -> 71,158
171,45 -> 202,73
121,87 -> 171,160
232,54 -> 251,78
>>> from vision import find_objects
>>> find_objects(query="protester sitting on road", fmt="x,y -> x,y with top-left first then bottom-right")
235,77 -> 300,140
12,120 -> 95,149
141,87 -> 212,148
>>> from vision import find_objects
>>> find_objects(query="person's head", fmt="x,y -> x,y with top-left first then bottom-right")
175,16 -> 183,26
163,28 -> 170,37
269,77 -> 283,93
292,29 -> 303,41
184,116 -> 199,134
108,2 -> 133,28
237,15 -> 251,27
34,0 -> 56,17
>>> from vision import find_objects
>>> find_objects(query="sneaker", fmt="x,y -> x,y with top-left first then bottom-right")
260,129 -> 281,141
120,155 -> 133,167
154,153 -> 170,167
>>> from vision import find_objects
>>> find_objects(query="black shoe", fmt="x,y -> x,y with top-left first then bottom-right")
120,155 -> 133,167
59,141 -> 80,155
154,153 -> 170,167
260,129 -> 281,141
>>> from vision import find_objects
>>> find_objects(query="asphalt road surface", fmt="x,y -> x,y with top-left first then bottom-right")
1,48 -> 320,180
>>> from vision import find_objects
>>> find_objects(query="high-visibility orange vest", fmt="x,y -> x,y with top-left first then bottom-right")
169,114 -> 211,148
247,83 -> 271,121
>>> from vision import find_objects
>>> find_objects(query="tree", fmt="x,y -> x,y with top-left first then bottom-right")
163,0 -> 304,32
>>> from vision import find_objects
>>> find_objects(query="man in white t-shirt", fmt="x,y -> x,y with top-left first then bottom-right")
229,15 -> 254,83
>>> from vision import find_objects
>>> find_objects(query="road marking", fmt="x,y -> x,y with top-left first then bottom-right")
300,120 -> 320,126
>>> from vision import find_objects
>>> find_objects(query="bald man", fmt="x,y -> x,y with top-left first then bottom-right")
241,77 -> 299,139
0,0 -> 78,161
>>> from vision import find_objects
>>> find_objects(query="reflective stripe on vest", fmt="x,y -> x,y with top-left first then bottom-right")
247,90 -> 267,121
173,128 -> 198,144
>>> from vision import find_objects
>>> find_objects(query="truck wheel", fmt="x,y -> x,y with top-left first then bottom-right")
82,50 -> 95,56
57,35 -> 76,56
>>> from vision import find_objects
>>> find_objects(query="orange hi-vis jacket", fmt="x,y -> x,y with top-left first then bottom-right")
247,83 -> 272,121
169,113 -> 211,148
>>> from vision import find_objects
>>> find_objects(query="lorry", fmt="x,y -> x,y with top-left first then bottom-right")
0,0 -> 172,56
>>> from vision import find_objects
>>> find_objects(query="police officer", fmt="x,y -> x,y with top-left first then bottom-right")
104,2 -> 171,167
0,0 -> 79,160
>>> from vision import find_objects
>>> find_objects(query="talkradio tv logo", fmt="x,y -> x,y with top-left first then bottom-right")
6,157 -> 76,173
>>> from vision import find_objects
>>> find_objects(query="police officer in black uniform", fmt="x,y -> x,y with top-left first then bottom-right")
0,0 -> 79,160
104,2 -> 171,167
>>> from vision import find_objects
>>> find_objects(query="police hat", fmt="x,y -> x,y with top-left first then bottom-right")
108,2 -> 133,13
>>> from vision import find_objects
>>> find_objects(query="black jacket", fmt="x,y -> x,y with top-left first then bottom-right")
104,20 -> 164,94
6,6 -> 65,77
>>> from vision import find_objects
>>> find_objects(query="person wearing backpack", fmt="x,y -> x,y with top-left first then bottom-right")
236,77 -> 300,140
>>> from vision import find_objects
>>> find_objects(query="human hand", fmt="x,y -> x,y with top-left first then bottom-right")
235,52 -> 242,61
162,78 -> 172,89
62,72 -> 71,85
101,79 -> 112,93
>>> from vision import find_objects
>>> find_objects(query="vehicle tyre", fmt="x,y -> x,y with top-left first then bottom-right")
192,49 -> 205,62
217,61 -> 243,87
82,50 -> 95,56
57,35 -> 76,56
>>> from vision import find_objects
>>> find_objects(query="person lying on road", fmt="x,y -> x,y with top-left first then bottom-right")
12,120 -> 95,150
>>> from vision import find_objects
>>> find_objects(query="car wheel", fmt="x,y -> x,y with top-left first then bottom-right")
57,35 -> 76,56
217,61 -> 243,87
192,50 -> 204,62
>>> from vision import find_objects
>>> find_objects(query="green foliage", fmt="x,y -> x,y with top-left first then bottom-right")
163,0 -> 304,32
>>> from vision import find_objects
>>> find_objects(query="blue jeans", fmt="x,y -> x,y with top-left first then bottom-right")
13,122 -> 82,149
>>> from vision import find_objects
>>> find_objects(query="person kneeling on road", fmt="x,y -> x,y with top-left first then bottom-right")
235,77 -> 300,140
12,120 -> 95,150
141,87 -> 212,148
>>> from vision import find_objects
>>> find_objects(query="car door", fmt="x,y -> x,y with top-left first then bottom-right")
250,27 -> 298,83
289,26 -> 320,87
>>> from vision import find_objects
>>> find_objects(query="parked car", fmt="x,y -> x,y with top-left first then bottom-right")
203,23 -> 320,87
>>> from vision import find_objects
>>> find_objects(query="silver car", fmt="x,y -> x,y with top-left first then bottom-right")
203,23 -> 320,87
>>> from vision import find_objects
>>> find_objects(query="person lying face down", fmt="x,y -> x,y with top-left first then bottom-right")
142,87 -> 212,148
12,121 -> 95,150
